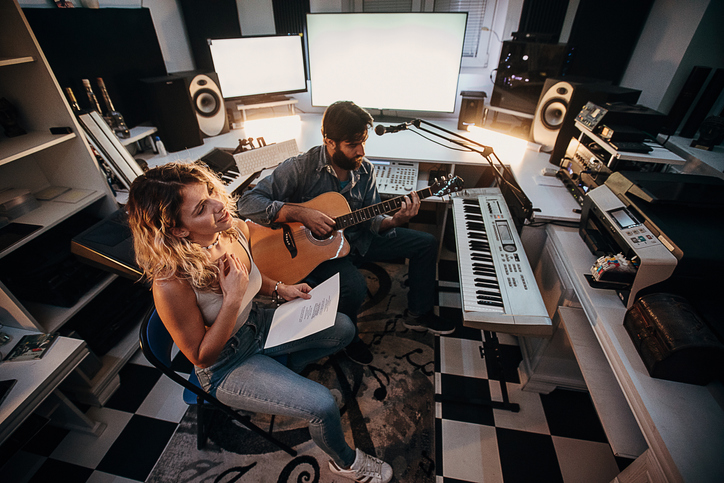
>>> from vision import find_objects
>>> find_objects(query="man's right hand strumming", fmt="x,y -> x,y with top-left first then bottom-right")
279,205 -> 336,238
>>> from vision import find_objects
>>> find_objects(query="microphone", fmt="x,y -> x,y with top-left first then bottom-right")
375,122 -> 410,136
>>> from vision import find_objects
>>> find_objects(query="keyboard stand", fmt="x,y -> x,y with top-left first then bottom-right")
435,330 -> 520,412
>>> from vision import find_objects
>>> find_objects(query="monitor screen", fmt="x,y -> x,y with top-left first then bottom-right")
209,35 -> 307,100
306,13 -> 467,113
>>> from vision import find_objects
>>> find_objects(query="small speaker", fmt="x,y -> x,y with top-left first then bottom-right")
142,71 -> 229,153
532,80 -> 574,152
458,91 -> 487,130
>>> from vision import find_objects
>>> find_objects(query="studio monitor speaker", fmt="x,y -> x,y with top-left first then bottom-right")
142,71 -> 229,153
531,78 -> 642,165
189,73 -> 227,137
532,80 -> 574,152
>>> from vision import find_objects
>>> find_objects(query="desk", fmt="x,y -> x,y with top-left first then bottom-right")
0,327 -> 104,446
525,224 -> 724,482
146,113 -> 580,224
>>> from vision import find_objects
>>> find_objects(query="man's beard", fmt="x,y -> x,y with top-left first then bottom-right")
332,147 -> 363,171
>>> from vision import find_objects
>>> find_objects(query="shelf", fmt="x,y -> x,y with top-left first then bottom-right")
62,316 -> 142,407
0,131 -> 76,167
0,191 -> 104,259
22,273 -> 118,334
574,121 -> 685,165
558,306 -> 647,459
119,125 -> 157,147
547,224 -> 724,483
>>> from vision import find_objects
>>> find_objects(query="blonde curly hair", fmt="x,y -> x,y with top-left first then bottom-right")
126,161 -> 238,290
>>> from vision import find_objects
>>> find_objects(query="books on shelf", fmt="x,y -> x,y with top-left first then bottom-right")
3,333 -> 58,362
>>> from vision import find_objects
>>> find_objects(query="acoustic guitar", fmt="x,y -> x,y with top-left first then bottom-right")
246,176 -> 464,284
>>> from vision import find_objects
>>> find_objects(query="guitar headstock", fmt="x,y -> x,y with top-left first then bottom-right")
430,175 -> 464,197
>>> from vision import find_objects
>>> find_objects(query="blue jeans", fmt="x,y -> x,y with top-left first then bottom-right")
195,304 -> 356,467
306,227 -> 438,329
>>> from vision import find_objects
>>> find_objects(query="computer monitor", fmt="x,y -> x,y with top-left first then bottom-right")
306,13 -> 468,114
208,35 -> 307,102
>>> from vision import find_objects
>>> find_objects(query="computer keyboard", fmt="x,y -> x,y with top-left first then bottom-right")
233,139 -> 300,178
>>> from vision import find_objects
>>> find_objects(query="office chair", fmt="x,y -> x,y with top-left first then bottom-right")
139,306 -> 297,455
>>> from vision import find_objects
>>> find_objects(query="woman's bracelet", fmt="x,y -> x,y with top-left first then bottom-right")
272,280 -> 284,305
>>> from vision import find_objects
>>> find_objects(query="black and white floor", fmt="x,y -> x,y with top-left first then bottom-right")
3,260 -> 633,483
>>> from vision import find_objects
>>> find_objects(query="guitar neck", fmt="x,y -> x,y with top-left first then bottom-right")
334,186 -> 436,230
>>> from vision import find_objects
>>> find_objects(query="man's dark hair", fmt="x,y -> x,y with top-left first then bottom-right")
322,101 -> 374,143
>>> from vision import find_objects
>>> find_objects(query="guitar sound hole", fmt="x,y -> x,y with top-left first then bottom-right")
311,231 -> 333,241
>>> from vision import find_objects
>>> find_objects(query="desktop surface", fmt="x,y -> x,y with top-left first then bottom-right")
144,113 -> 580,223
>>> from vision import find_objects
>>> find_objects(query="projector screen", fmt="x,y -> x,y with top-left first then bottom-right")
209,35 -> 307,100
306,13 -> 467,113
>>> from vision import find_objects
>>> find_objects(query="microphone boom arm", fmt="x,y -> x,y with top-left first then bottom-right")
409,118 -> 534,226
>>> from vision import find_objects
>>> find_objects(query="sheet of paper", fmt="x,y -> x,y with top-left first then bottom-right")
264,273 -> 340,349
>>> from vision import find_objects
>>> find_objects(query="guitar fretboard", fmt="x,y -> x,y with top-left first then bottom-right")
334,186 -> 435,229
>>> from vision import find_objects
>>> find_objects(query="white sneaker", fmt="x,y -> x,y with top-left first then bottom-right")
329,448 -> 393,483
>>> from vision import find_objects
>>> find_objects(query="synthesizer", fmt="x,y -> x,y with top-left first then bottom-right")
451,188 -> 552,336
201,139 -> 300,194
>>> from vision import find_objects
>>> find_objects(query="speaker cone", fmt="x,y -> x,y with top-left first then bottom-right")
541,99 -> 567,130
194,89 -> 221,117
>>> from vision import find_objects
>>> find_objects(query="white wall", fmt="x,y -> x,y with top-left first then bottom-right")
237,0 -> 275,36
620,0 -> 711,111
143,0 -> 194,73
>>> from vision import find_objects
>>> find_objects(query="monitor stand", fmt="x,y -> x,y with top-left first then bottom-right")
235,96 -> 298,122
373,110 -> 417,123
239,94 -> 291,105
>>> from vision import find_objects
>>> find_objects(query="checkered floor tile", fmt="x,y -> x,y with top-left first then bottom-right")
2,261 -> 634,483
433,266 -> 634,483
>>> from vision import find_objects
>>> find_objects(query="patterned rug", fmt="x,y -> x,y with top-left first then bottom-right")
147,262 -> 436,483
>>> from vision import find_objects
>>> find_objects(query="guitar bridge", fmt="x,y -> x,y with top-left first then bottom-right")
277,223 -> 298,258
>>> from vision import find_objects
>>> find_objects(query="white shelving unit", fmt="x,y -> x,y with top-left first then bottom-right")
573,120 -> 686,166
0,0 -> 141,407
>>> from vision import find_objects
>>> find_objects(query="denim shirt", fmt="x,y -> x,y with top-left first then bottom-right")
237,144 -> 391,256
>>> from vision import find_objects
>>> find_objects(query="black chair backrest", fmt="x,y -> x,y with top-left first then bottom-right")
139,306 -> 203,393
138,306 -> 298,456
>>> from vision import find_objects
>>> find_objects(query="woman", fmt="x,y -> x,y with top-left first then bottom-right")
126,162 -> 392,483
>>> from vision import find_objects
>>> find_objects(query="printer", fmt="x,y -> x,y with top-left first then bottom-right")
580,171 -> 724,384
579,171 -> 724,331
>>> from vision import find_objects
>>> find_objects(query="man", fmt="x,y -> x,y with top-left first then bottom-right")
238,101 -> 455,364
